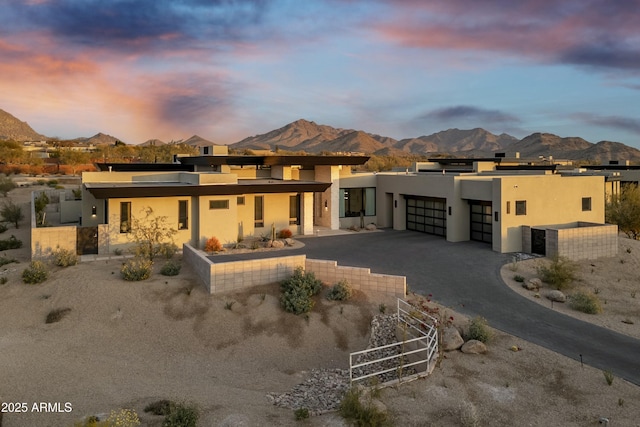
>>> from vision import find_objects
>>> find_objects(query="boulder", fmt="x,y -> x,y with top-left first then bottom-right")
461,339 -> 487,354
271,240 -> 285,249
365,223 -> 377,231
442,326 -> 464,351
285,238 -> 295,246
523,278 -> 541,291
546,290 -> 566,303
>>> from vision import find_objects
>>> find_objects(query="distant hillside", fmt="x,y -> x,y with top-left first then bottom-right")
74,133 -> 124,145
0,108 -> 46,141
393,128 -> 518,155
180,135 -> 216,147
139,139 -> 166,146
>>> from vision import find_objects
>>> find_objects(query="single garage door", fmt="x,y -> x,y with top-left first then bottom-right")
469,200 -> 492,244
406,196 -> 446,236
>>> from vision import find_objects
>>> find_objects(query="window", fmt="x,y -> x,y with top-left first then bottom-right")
289,194 -> 300,225
515,200 -> 527,216
506,201 -> 511,214
178,200 -> 188,230
209,200 -> 229,210
254,195 -> 264,227
120,202 -> 131,233
339,188 -> 376,217
237,196 -> 245,205
582,197 -> 592,211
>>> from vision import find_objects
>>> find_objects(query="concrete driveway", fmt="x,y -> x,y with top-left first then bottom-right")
230,230 -> 640,386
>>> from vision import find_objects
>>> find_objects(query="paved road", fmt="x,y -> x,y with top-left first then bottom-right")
222,230 -> 640,385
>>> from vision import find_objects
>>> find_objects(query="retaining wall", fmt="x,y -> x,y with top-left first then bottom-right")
183,244 -> 407,297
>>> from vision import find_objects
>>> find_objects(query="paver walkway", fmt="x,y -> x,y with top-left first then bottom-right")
214,230 -> 640,386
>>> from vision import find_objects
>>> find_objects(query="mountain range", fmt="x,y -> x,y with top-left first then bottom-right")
2,108 -> 639,162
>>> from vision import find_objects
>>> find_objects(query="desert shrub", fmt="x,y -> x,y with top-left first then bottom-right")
121,258 -> 153,281
459,401 -> 480,427
51,247 -> 78,267
204,236 -> 223,252
158,242 -> 178,259
536,256 -> 576,290
160,260 -> 181,276
22,260 -> 48,284
0,176 -> 16,196
467,316 -> 492,343
46,308 -> 72,324
513,275 -> 525,283
339,388 -> 390,426
77,408 -> 141,427
278,228 -> 293,239
280,267 -> 322,314
162,402 -> 199,427
1,201 -> 24,228
0,223 -> 7,233
0,256 -> 17,267
327,279 -> 352,301
569,291 -> 602,314
72,188 -> 82,199
0,277 -> 8,285
144,399 -> 174,416
294,407 -> 310,420
0,235 -> 22,251
603,370 -> 614,386
114,248 -> 123,256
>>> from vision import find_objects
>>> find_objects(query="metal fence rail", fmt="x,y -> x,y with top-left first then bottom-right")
349,298 -> 439,387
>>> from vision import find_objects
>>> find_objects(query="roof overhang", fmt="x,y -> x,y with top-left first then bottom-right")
85,180 -> 331,199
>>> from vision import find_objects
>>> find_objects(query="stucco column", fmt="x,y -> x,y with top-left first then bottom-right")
314,165 -> 340,230
301,192 -> 314,235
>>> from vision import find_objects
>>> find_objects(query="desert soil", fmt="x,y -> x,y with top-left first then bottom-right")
1,185 -> 639,427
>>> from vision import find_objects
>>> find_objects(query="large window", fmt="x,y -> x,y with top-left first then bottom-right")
255,195 -> 264,227
515,200 -> 527,216
178,200 -> 188,230
289,194 -> 300,225
339,188 -> 376,217
120,202 -> 131,233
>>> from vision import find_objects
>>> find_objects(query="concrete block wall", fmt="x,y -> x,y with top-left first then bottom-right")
182,243 -> 214,292
548,224 -> 618,261
521,226 -> 531,254
31,226 -> 77,259
209,255 -> 305,293
305,259 -> 406,298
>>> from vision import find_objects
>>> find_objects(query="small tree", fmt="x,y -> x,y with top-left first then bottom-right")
34,192 -> 49,225
606,184 -> 640,240
129,207 -> 177,261
1,201 -> 24,228
0,176 -> 16,197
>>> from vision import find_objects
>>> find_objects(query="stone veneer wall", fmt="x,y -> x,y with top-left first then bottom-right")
182,244 -> 407,297
546,223 -> 618,261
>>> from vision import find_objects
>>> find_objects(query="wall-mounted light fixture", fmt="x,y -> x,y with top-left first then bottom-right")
91,205 -> 97,216
448,206 -> 452,216
394,200 -> 397,208
324,200 -> 328,211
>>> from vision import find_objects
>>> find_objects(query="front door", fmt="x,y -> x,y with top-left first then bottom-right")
532,228 -> 546,255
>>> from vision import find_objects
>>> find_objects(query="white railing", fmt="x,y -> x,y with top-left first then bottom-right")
349,299 -> 439,387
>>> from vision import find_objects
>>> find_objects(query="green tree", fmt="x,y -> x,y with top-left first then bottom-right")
0,176 -> 16,196
606,184 -> 640,240
129,207 -> 177,261
1,201 -> 24,228
57,148 -> 90,175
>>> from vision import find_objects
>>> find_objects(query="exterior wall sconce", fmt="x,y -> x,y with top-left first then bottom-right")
394,200 -> 397,208
324,200 -> 328,211
448,206 -> 452,215
91,205 -> 97,216
494,211 -> 499,222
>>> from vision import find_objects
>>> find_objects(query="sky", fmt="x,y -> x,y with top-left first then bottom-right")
1,0 -> 640,148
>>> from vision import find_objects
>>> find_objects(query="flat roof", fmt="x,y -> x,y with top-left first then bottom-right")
85,180 -> 331,199
95,163 -> 195,172
178,155 -> 370,167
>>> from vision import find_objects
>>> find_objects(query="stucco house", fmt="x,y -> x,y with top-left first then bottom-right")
33,150 -> 615,261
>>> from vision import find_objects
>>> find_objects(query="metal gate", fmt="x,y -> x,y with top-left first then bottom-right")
532,228 -> 546,255
76,226 -> 98,255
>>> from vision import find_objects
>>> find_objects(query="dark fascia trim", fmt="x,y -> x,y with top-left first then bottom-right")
427,158 -> 502,165
95,163 -> 195,172
582,165 -> 640,170
178,155 -> 370,167
86,181 -> 331,199
496,165 -> 557,171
